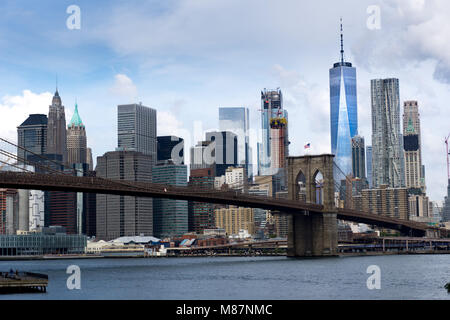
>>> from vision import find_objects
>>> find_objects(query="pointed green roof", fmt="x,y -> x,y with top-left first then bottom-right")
68,103 -> 84,128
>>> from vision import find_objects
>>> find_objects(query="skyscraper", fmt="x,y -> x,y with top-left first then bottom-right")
188,168 -> 215,234
329,21 -> 358,175
219,107 -> 251,177
152,161 -> 188,238
67,103 -> 87,166
117,103 -> 157,158
205,131 -> 238,177
190,140 -> 213,171
403,101 -> 425,192
351,135 -> 366,179
47,89 -> 67,163
366,145 -> 373,188
371,78 -> 405,188
17,114 -> 48,162
96,151 -> 153,240
157,136 -> 184,164
443,180 -> 450,222
259,88 -> 289,176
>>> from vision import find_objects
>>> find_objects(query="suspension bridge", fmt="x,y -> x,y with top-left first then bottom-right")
0,137 -> 447,257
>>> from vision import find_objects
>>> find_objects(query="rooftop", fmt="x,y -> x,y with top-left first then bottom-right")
19,114 -> 48,127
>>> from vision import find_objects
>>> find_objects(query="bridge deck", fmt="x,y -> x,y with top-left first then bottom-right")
0,171 -> 447,237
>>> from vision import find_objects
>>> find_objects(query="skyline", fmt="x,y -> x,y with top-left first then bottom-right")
0,0 -> 449,202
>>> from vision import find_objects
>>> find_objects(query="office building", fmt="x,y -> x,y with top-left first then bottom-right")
45,188 -> 77,234
443,180 -> 450,222
117,103 -> 157,158
0,189 -> 17,235
0,226 -> 86,256
329,21 -> 358,175
157,136 -> 184,164
87,148 -> 93,171
25,154 -> 78,234
248,188 -> 269,236
371,78 -> 405,188
72,163 -> 96,236
403,101 -> 425,192
225,166 -> 246,190
152,161 -> 188,238
219,107 -> 251,177
47,89 -> 67,163
408,193 -> 429,221
0,164 -> 36,234
361,185 -> 409,220
17,114 -> 48,162
259,88 -> 289,176
215,206 -> 255,236
205,131 -> 238,177
25,154 -> 73,234
351,135 -> 366,179
96,151 -> 153,241
29,190 -> 45,231
270,117 -> 288,177
188,168 -> 215,233
190,140 -> 213,171
67,103 -> 87,166
366,146 -> 373,188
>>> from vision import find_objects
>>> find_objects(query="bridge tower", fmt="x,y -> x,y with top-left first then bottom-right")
287,154 -> 338,257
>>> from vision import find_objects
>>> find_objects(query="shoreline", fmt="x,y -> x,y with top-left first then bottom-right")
0,250 -> 449,261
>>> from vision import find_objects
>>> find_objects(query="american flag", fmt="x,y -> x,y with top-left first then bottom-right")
304,143 -> 311,149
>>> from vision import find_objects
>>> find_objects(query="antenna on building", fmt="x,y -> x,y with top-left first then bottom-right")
340,17 -> 345,64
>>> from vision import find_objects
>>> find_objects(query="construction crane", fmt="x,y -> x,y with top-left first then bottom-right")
446,134 -> 450,180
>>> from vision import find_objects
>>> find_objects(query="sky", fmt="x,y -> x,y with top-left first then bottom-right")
0,0 -> 449,203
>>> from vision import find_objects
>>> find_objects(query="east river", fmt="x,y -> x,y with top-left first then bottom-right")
0,255 -> 449,299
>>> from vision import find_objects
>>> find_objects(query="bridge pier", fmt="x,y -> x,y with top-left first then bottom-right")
287,212 -> 338,257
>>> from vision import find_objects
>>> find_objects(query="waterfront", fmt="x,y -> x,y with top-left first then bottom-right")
0,255 -> 449,300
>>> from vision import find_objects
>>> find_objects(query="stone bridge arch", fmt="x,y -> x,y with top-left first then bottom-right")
287,154 -> 335,211
286,154 -> 338,257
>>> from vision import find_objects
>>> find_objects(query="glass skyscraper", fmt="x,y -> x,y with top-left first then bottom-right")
329,22 -> 358,175
152,161 -> 188,238
219,107 -> 251,177
17,114 -> 48,162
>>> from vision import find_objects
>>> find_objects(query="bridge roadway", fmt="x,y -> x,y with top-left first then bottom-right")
0,171 -> 447,237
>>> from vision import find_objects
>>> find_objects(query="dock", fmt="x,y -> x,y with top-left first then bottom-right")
0,271 -> 48,294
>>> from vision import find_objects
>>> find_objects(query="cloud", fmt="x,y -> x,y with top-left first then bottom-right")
109,74 -> 138,100
0,90 -> 52,144
353,0 -> 450,83
157,111 -> 184,136
271,64 -> 331,155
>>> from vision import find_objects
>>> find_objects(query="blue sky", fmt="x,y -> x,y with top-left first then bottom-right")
0,0 -> 450,203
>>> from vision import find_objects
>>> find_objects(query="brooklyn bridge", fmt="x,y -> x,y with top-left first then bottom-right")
0,151 -> 447,257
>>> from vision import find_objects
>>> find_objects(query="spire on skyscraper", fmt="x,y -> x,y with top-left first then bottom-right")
69,101 -> 84,128
340,18 -> 345,64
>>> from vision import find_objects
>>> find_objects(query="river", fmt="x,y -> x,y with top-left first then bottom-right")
0,255 -> 449,299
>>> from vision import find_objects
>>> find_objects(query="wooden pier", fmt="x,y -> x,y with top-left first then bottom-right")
0,271 -> 48,294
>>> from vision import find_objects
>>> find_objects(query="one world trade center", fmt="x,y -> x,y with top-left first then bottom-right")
329,20 -> 358,175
